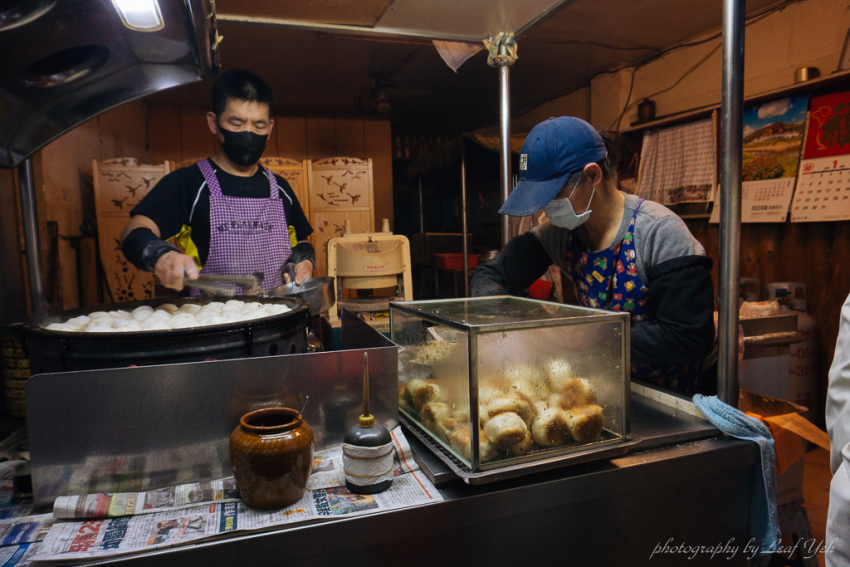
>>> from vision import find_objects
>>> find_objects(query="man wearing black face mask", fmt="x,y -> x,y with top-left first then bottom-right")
120,69 -> 314,294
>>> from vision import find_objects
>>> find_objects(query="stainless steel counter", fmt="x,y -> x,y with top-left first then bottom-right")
85,391 -> 757,567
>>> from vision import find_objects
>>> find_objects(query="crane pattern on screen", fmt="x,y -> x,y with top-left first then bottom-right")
95,159 -> 168,301
309,157 -> 372,278
314,173 -> 363,207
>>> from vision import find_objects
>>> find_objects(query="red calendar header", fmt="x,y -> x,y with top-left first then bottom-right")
804,91 -> 850,160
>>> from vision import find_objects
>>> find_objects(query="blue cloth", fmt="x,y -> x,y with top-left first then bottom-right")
693,395 -> 779,563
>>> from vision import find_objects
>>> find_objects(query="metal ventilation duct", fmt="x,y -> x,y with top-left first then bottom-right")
0,0 -> 219,168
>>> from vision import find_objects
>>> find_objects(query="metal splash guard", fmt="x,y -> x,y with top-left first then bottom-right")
27,311 -> 397,506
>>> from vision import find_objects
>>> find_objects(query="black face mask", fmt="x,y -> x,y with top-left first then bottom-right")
217,124 -> 267,167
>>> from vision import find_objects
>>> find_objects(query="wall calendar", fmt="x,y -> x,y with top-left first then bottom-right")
791,92 -> 850,222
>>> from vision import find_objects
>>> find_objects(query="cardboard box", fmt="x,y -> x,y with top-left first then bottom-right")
775,456 -> 805,507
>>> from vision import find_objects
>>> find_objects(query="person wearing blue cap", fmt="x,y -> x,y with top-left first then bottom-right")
471,117 -> 716,395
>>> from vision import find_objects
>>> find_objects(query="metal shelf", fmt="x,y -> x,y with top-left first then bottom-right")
622,69 -> 850,135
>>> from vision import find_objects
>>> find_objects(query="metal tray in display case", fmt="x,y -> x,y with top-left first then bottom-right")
391,296 -> 632,483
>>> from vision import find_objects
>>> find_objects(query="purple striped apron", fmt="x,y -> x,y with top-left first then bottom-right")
193,159 -> 292,295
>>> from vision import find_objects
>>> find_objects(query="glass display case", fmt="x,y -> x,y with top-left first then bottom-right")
391,296 -> 632,483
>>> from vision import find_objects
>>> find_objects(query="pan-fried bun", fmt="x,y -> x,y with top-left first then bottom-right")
531,406 -> 571,446
565,404 -> 605,443
450,427 -> 497,463
483,412 -> 528,450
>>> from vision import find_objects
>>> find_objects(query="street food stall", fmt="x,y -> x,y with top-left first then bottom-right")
0,0 -> 840,564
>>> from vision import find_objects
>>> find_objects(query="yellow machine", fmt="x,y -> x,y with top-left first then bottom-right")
327,220 -> 413,331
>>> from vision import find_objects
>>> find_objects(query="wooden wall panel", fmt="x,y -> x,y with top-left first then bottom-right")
38,103 -> 145,312
305,117 -> 337,160
275,116 -> 308,161
364,119 -> 393,231
264,123 -> 279,157
97,101 -> 150,163
179,109 -> 215,162
148,107 -> 181,164
0,168 -> 26,324
755,225 -> 781,289
684,218 -> 850,427
334,118 -> 365,158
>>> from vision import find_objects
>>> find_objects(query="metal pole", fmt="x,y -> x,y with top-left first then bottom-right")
498,44 -> 512,248
418,175 -> 425,234
718,0 -> 745,406
17,158 -> 46,318
461,153 -> 469,297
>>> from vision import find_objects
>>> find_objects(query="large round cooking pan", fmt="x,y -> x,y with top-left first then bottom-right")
24,296 -> 310,374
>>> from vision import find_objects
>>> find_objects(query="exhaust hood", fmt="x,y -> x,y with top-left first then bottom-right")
0,0 -> 219,168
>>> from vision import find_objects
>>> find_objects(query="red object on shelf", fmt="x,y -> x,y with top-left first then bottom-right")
528,279 -> 553,300
434,253 -> 479,270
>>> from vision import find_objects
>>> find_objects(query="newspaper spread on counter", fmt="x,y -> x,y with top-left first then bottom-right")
0,430 -> 50,566
0,542 -> 41,567
53,426 -> 420,520
0,515 -> 54,548
34,471 -> 439,564
0,514 -> 56,567
34,428 -> 436,564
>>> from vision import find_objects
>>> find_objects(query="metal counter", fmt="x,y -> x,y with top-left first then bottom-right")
82,390 -> 758,567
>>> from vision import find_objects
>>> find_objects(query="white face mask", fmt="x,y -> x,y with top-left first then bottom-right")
543,179 -> 596,230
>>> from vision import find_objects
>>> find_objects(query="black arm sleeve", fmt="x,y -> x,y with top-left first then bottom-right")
121,228 -> 180,272
470,232 -> 553,297
630,255 -> 716,365
290,241 -> 316,268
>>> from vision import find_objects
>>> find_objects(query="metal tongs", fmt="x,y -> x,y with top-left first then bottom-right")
187,273 -> 263,296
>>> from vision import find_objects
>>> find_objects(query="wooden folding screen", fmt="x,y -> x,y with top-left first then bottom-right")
307,157 -> 375,277
92,158 -> 170,301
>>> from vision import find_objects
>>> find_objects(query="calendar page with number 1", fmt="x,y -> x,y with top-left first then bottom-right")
791,91 -> 850,222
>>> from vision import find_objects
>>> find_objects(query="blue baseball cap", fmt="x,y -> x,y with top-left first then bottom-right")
500,117 -> 607,216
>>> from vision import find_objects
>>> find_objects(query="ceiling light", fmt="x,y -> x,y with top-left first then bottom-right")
111,0 -> 164,32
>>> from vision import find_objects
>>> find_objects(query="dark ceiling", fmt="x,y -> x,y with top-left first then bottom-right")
146,0 -> 787,134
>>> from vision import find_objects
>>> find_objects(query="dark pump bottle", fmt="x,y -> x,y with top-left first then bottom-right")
343,353 -> 393,494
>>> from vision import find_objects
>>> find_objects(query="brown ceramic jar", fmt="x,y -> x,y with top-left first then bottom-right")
229,407 -> 314,509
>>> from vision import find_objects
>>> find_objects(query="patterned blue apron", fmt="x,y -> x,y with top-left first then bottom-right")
562,201 -> 702,393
